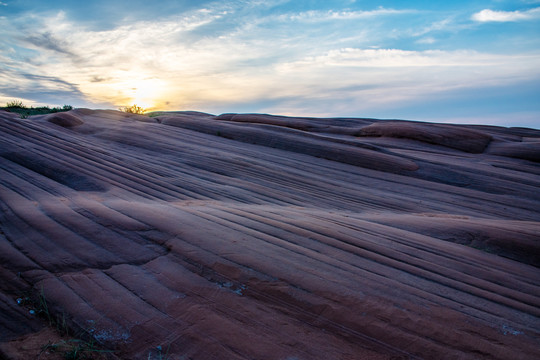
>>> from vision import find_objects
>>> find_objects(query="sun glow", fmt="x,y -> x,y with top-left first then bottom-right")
80,74 -> 170,111
114,78 -> 165,110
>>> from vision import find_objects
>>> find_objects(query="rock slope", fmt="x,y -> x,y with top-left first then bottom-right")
0,109 -> 539,359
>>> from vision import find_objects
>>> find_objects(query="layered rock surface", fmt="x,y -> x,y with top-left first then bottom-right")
0,109 -> 539,359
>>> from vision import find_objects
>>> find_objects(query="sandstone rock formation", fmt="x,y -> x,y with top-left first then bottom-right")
1,109 -> 539,359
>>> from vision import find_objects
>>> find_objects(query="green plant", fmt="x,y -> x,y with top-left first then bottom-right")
48,105 -> 73,113
1,103 -> 73,117
121,104 -> 146,114
38,286 -> 53,327
17,288 -> 114,359
156,344 -> 171,360
6,100 -> 25,108
41,339 -> 114,360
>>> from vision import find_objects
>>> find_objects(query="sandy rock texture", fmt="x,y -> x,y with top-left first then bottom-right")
0,109 -> 539,359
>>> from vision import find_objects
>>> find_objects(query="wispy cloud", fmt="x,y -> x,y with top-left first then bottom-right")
90,75 -> 111,83
0,70 -> 86,106
416,37 -> 437,44
23,31 -> 79,60
412,17 -> 456,37
472,7 -> 540,22
273,48 -> 540,106
193,47 -> 540,118
277,7 -> 415,22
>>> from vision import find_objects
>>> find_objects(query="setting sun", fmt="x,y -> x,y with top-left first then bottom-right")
122,78 -> 165,110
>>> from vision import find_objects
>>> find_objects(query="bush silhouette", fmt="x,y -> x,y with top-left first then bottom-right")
121,104 -> 146,114
3,101 -> 73,118
6,100 -> 25,108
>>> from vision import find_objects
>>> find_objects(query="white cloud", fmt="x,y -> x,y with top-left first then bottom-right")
280,48 -> 526,68
269,48 -> 540,112
278,7 -> 414,22
472,7 -> 540,22
412,18 -> 457,37
416,37 -> 436,44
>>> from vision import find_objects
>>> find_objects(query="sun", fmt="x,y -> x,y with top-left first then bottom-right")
84,74 -> 169,111
124,78 -> 165,110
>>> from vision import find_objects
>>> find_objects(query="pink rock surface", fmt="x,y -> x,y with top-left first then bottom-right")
44,112 -> 85,128
358,121 -> 493,153
0,110 -> 539,359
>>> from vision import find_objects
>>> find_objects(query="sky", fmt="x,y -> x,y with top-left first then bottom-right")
0,0 -> 539,128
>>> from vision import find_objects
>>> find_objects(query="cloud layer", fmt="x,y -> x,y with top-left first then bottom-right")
472,7 -> 540,22
1,1 -> 539,127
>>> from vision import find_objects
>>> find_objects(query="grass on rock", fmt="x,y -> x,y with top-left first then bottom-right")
2,101 -> 73,118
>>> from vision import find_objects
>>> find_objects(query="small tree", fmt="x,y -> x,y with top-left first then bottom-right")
121,104 -> 145,114
6,100 -> 25,108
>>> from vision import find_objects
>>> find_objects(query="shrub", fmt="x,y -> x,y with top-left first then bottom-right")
121,104 -> 145,114
2,102 -> 73,117
50,105 -> 73,113
6,100 -> 25,108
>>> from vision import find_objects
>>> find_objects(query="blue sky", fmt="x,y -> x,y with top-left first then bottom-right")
1,0 -> 539,127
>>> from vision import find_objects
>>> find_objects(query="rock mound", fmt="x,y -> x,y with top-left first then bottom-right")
45,112 -> 84,127
487,141 -> 540,162
161,115 -> 419,172
358,121 -> 492,153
